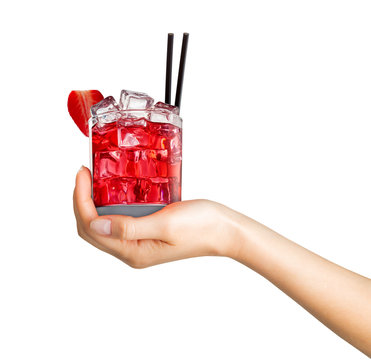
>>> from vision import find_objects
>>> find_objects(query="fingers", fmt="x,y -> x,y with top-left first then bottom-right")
74,176 -> 234,268
73,166 -> 98,225
73,166 -> 171,263
73,167 -> 120,254
73,167 -> 114,254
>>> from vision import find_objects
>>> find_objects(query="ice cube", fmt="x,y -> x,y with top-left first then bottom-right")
150,108 -> 171,124
91,96 -> 120,123
124,150 -> 141,177
137,150 -> 158,178
93,179 -> 110,206
159,181 -> 170,203
133,179 -> 152,202
94,150 -> 124,179
106,177 -> 137,204
147,178 -> 170,203
118,125 -> 149,148
154,101 -> 180,115
119,90 -> 154,110
169,131 -> 182,163
150,108 -> 182,128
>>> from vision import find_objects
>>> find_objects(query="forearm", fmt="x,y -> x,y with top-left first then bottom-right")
228,213 -> 371,356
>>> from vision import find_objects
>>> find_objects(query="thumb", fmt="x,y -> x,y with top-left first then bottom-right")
90,212 -> 168,241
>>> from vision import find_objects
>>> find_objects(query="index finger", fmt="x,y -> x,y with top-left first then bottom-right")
73,167 -> 127,255
73,166 -> 98,226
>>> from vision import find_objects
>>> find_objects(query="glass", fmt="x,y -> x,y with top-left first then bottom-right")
89,109 -> 182,216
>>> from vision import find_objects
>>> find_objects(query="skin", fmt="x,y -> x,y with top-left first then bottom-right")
74,167 -> 371,356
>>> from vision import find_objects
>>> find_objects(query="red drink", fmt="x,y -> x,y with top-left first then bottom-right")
68,35 -> 189,217
91,111 -> 182,207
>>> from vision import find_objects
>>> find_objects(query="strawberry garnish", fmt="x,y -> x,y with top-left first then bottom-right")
68,90 -> 104,136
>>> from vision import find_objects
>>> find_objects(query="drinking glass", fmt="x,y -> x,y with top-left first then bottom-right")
89,108 -> 182,217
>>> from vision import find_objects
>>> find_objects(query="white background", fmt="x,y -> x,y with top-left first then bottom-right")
0,0 -> 370,359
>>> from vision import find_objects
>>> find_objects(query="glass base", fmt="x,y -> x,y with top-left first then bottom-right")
96,204 -> 166,217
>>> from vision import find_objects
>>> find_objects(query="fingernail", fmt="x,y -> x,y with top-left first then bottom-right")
90,219 -> 112,235
77,166 -> 84,173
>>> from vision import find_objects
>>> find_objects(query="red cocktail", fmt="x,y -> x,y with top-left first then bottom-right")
89,91 -> 182,215
67,34 -> 189,217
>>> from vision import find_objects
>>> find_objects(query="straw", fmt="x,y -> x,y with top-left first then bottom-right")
165,33 -> 174,105
175,33 -> 189,109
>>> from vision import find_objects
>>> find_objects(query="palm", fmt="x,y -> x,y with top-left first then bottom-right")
74,167 -> 230,267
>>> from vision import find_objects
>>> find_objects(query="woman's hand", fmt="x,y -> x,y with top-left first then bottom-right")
73,166 -> 241,268
73,167 -> 371,356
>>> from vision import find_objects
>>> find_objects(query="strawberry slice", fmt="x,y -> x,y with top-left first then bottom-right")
68,90 -> 104,136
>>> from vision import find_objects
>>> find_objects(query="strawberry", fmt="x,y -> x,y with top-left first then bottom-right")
68,90 -> 104,136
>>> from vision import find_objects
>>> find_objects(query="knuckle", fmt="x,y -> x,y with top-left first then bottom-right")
77,226 -> 86,239
119,220 -> 136,241
122,250 -> 148,269
126,257 -> 147,269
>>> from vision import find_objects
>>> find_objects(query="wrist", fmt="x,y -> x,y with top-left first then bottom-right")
211,205 -> 251,260
221,209 -> 260,269
225,213 -> 250,261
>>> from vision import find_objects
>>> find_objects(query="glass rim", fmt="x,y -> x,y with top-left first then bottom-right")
89,109 -> 182,129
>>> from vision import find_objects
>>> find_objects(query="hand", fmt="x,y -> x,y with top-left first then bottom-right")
73,167 -> 241,268
73,167 -> 371,356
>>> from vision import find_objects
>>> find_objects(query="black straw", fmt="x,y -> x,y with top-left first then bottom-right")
165,33 -> 174,105
175,33 -> 189,109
